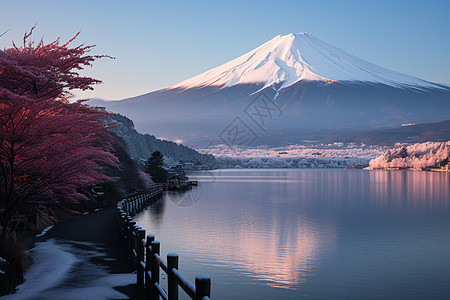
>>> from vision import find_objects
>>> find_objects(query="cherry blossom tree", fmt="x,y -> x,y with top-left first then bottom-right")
0,28 -> 117,237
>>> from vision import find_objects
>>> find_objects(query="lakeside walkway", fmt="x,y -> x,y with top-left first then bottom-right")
14,206 -> 144,299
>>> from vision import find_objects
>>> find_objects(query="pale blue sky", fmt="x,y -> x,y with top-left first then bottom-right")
1,0 -> 449,100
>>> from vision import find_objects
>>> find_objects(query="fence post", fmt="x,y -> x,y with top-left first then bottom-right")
120,213 -> 126,237
123,218 -> 129,258
167,253 -> 179,300
150,241 -> 160,300
125,218 -> 134,260
132,224 -> 140,271
145,234 -> 155,299
128,220 -> 136,269
195,276 -> 211,300
137,228 -> 146,287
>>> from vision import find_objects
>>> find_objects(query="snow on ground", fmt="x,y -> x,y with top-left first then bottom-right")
35,225 -> 54,237
199,144 -> 386,168
200,143 -> 384,158
0,256 -> 7,275
4,239 -> 135,300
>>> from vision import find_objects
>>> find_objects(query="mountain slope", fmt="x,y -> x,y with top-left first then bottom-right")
332,119 -> 450,146
173,33 -> 441,91
90,33 -> 450,147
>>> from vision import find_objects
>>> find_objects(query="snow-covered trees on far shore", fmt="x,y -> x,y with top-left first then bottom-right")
369,142 -> 450,170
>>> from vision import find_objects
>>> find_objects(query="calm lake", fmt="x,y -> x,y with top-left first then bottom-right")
134,169 -> 450,300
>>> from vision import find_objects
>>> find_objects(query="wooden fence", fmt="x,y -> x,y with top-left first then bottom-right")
117,185 -> 212,300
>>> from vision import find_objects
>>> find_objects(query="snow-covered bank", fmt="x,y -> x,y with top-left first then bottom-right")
215,156 -> 369,168
369,141 -> 450,170
199,144 -> 385,168
35,225 -> 54,237
4,239 -> 135,300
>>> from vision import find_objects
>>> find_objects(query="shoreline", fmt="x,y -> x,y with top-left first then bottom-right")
368,167 -> 450,172
12,206 -> 143,299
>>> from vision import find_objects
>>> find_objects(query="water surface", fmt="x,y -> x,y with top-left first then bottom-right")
134,169 -> 450,299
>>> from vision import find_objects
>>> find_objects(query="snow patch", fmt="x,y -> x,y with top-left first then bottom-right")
4,239 -> 135,299
36,225 -> 54,238
3,239 -> 77,299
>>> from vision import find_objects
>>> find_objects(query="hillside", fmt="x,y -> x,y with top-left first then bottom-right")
90,33 -> 450,147
333,119 -> 450,146
107,113 -> 216,168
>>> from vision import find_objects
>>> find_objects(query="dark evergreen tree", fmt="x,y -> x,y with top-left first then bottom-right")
145,151 -> 168,183
100,134 -> 149,204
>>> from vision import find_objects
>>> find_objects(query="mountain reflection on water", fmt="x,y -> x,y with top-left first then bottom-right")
134,169 -> 450,300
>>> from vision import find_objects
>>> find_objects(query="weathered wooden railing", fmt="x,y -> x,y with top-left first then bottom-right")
117,185 -> 211,300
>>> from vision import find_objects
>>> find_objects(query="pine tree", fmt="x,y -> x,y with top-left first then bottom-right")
145,151 -> 168,183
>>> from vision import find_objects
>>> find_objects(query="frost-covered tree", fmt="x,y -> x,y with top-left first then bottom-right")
0,28 -> 117,237
369,142 -> 450,169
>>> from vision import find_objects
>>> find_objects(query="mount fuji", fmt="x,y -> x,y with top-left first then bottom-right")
173,32 -> 439,91
91,33 -> 450,147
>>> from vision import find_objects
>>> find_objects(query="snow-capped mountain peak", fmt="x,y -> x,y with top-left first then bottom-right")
172,32 -> 438,90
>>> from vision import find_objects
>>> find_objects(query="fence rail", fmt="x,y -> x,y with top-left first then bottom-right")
117,185 -> 211,300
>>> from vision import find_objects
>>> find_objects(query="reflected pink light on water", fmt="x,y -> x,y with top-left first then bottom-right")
134,169 -> 449,297
160,212 -> 335,289
369,171 -> 450,210
233,225 -> 322,289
